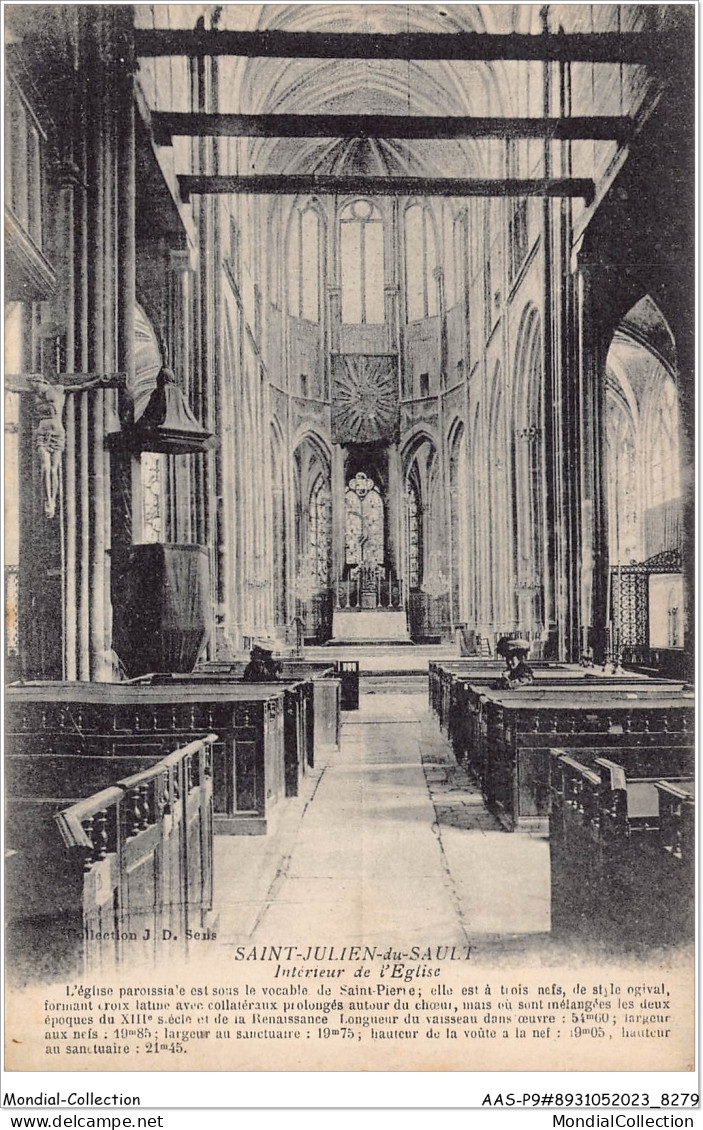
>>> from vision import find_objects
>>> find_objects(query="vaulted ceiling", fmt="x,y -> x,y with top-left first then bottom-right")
133,4 -> 652,210
209,4 -> 544,177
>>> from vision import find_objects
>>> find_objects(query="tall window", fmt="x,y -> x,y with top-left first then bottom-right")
606,392 -> 640,564
308,474 -> 331,587
406,479 -> 421,589
288,204 -> 320,321
405,203 -> 438,322
647,376 -> 680,508
340,199 -> 385,324
345,472 -> 384,568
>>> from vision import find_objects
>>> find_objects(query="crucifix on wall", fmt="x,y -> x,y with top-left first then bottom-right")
5,372 -> 127,519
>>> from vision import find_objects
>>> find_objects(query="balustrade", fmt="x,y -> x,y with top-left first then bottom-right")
334,567 -> 404,611
6,735 -> 216,981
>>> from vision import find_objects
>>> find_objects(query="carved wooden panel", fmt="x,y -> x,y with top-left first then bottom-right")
331,354 -> 399,443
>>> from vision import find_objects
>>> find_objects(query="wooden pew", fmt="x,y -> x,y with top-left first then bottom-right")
429,660 -> 589,731
549,750 -> 694,944
6,682 -> 293,834
449,677 -> 688,770
140,672 -> 315,796
656,778 -> 695,869
197,660 -> 341,752
469,688 -> 693,832
6,735 -> 216,983
428,658 -> 682,735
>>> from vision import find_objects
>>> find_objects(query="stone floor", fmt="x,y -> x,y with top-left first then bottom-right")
214,684 -> 553,958
213,674 -> 694,969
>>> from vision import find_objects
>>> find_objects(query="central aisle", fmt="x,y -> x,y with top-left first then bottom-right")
215,686 -> 551,951
251,693 -> 468,947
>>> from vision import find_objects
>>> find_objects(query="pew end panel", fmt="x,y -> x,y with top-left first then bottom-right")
6,795 -> 113,981
477,691 -> 694,834
655,779 -> 695,868
5,737 -> 217,984
548,749 -> 695,946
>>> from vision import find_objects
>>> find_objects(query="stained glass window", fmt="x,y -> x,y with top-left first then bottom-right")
308,474 -> 331,587
345,472 -> 384,568
406,481 -> 421,589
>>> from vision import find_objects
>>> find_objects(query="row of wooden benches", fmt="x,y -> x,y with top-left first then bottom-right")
429,660 -> 693,833
6,660 -> 342,835
430,660 -> 694,944
5,661 -> 345,982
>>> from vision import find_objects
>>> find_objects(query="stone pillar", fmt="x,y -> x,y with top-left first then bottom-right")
384,283 -> 400,355
168,249 -> 197,543
575,260 -> 611,664
514,425 -> 542,632
331,443 -> 346,593
665,290 -> 695,679
386,443 -> 402,580
328,285 -> 342,354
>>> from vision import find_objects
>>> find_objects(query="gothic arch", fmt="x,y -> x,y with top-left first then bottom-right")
291,426 -> 332,477
400,425 -> 440,472
285,196 -> 327,323
292,432 -> 332,631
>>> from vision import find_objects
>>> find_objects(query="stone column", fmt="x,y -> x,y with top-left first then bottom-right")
328,285 -> 342,354
575,259 -> 610,664
386,443 -> 402,581
331,443 -> 346,597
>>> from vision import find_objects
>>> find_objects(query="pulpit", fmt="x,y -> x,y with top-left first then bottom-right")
111,543 -> 210,677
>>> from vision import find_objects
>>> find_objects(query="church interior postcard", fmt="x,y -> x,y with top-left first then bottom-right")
3,0 -> 695,1080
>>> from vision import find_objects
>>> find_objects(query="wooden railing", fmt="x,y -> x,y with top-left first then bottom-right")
335,569 -> 404,611
53,734 -> 216,976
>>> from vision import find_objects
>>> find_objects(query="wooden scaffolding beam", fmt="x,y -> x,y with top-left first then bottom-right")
178,174 -> 595,203
153,112 -> 633,144
134,28 -> 684,65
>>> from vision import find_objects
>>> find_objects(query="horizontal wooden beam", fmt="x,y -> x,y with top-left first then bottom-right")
154,112 -> 633,144
134,28 -> 682,64
178,174 -> 595,204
